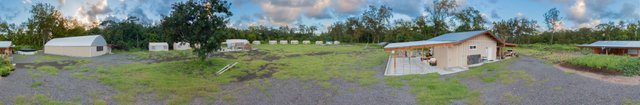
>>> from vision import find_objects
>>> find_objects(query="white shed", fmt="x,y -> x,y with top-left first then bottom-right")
269,40 -> 278,45
315,41 -> 323,45
149,42 -> 169,51
302,40 -> 311,44
173,42 -> 192,50
290,40 -> 299,44
334,41 -> 341,45
279,40 -> 288,44
226,39 -> 250,50
252,41 -> 261,45
326,41 -> 333,45
44,35 -> 109,57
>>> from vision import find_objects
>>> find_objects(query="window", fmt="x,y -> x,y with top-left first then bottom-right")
469,45 -> 477,50
97,46 -> 103,51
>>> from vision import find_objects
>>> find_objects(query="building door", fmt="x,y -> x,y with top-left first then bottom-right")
467,54 -> 481,65
487,47 -> 494,61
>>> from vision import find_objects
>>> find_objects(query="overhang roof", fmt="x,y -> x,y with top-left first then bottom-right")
45,35 -> 107,47
384,30 -> 512,51
0,41 -> 12,48
577,41 -> 640,48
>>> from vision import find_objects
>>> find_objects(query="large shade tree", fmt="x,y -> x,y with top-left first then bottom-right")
161,0 -> 232,60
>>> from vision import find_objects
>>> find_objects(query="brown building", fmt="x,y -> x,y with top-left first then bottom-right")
576,41 -> 640,56
0,41 -> 12,57
384,30 -> 516,69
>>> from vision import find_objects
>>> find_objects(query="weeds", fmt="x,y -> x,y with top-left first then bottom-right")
36,65 -> 59,75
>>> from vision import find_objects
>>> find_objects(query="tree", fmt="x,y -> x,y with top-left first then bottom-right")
492,17 -> 539,43
161,0 -> 232,60
454,7 -> 486,32
425,0 -> 458,36
362,5 -> 393,43
543,8 -> 561,44
26,3 -> 67,48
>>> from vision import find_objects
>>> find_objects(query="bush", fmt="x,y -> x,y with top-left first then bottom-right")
0,66 -> 10,77
566,55 -> 640,76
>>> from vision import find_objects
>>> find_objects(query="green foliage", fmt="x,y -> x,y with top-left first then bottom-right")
503,92 -> 523,104
552,87 -> 562,91
0,57 -> 14,76
566,55 -> 640,76
161,0 -> 232,60
36,65 -> 59,75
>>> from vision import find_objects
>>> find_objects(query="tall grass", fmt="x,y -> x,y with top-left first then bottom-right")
566,54 -> 640,76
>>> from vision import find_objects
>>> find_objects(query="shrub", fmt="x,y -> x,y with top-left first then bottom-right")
0,66 -> 10,77
566,55 -> 640,76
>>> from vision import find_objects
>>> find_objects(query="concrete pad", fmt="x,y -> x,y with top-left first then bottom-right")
384,56 -> 469,76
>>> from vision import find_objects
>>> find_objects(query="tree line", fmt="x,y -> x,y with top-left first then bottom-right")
1,0 -> 640,54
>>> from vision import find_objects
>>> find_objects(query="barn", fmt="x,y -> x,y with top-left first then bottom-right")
44,35 -> 109,57
383,30 -> 516,75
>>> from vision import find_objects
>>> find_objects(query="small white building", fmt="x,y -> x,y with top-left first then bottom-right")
44,35 -> 110,57
326,41 -> 333,45
173,42 -> 192,50
252,41 -> 261,45
290,40 -> 299,44
149,42 -> 169,51
269,40 -> 278,45
334,41 -> 341,45
279,40 -> 288,44
226,39 -> 250,51
303,40 -> 311,44
315,41 -> 323,45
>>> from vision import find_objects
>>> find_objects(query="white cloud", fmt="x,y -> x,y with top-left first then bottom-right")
568,0 -> 587,22
516,12 -> 524,17
577,19 -> 600,28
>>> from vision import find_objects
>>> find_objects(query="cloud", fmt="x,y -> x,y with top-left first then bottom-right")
75,0 -> 112,24
576,19 -> 600,28
564,0 -> 638,28
251,0 -> 338,25
333,0 -> 367,15
382,0 -> 425,17
567,0 -> 587,23
516,12 -> 524,17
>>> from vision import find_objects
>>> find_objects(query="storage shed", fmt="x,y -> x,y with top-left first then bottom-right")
290,40 -> 299,44
252,41 -> 261,45
303,40 -> 311,44
0,41 -> 13,56
577,41 -> 640,56
279,40 -> 288,44
384,30 -> 516,69
44,35 -> 109,57
149,42 -> 169,51
173,42 -> 192,50
269,40 -> 278,45
226,39 -> 250,51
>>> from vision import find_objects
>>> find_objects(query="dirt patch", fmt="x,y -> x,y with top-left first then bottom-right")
15,60 -> 78,69
248,50 -> 268,56
210,52 -> 237,59
554,64 -> 640,85
263,55 -> 281,61
147,57 -> 192,63
285,54 -> 301,58
304,52 -> 332,56
558,63 -> 622,75
236,63 -> 281,82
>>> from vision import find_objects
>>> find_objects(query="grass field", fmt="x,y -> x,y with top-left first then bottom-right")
90,44 -> 389,104
566,54 -> 640,76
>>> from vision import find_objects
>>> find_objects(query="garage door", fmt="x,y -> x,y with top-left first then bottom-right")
467,54 -> 481,65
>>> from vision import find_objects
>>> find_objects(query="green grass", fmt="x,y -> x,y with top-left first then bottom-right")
34,54 -> 71,63
552,87 -> 562,91
36,65 -> 59,75
93,99 -> 108,105
502,92 -> 523,104
27,70 -> 43,78
94,58 -> 236,104
623,98 -> 640,105
14,94 -> 79,105
261,44 -> 387,86
566,54 -> 640,76
130,50 -> 195,60
31,81 -> 43,87
385,73 -> 477,105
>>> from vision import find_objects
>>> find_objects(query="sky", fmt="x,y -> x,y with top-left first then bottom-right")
0,0 -> 639,32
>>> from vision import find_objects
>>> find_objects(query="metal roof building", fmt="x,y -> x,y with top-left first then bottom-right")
44,35 -> 109,57
577,41 -> 640,56
0,41 -> 12,56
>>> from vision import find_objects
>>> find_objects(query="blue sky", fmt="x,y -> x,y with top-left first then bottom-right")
0,0 -> 639,32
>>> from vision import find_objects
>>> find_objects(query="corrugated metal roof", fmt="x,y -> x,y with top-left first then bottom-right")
383,40 -> 453,49
0,41 -> 12,48
45,35 -> 107,47
578,41 -> 640,48
427,30 -> 488,42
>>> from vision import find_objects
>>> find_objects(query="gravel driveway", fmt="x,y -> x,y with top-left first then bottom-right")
462,57 -> 640,105
0,53 -> 135,104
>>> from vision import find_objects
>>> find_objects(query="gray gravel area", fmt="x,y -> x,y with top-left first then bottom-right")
215,60 -> 416,105
0,53 -> 134,104
461,57 -> 640,105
